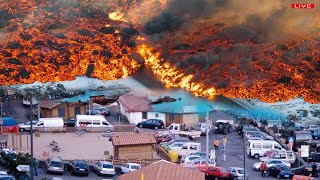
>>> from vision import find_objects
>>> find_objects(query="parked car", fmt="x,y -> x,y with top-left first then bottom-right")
304,162 -> 320,176
43,157 -> 64,174
190,151 -> 207,159
92,161 -> 115,176
18,120 -> 38,132
182,158 -> 213,172
305,125 -> 319,131
246,139 -> 284,159
310,129 -> 320,139
67,160 -> 90,176
95,107 -> 111,116
137,119 -> 164,130
176,142 -> 201,157
252,160 -> 291,171
263,149 -> 285,157
292,131 -> 313,151
155,132 -> 173,143
166,142 -> 186,151
160,137 -> 189,146
0,174 -> 16,180
120,163 -> 141,174
306,152 -> 320,162
203,167 -> 230,179
180,155 -> 202,164
260,151 -> 296,164
227,167 -> 245,180
303,140 -> 320,153
214,122 -> 232,135
268,164 -> 294,179
64,118 -> 76,127
191,122 -> 211,135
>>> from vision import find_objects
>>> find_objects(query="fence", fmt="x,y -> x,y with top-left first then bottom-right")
152,144 -> 170,161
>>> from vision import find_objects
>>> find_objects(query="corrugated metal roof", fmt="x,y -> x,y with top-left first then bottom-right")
112,133 -> 156,146
118,94 -> 151,112
119,160 -> 205,180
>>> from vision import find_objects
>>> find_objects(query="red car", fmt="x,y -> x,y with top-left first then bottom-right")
203,167 -> 230,179
155,133 -> 173,143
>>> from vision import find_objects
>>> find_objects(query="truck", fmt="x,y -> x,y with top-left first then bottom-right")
191,122 -> 212,135
35,118 -> 64,128
167,123 -> 202,139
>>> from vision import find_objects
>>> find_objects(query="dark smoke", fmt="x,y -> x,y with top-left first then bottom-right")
144,13 -> 182,35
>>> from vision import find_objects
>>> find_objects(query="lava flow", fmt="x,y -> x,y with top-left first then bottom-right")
0,0 -> 140,85
0,0 -> 319,103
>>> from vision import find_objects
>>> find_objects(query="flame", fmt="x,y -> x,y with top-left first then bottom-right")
138,44 -> 216,97
108,12 -> 127,22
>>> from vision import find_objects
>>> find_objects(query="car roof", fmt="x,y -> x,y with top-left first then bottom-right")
50,157 -> 63,162
98,161 -> 112,165
229,167 -> 244,170
124,163 -> 140,166
74,160 -> 86,163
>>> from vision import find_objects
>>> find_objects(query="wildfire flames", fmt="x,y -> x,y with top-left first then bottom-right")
0,0 -> 319,103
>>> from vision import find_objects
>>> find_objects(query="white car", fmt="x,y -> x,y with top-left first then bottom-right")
121,163 -> 141,174
252,160 -> 290,171
92,161 -> 115,176
180,155 -> 202,164
168,142 -> 185,151
18,121 -> 38,132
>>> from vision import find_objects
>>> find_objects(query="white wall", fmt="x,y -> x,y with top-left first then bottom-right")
128,112 -> 143,125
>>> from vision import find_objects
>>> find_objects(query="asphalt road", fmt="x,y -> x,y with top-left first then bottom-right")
138,127 -> 280,180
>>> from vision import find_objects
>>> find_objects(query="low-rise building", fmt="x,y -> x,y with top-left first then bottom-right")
112,133 -> 156,160
40,100 -> 87,120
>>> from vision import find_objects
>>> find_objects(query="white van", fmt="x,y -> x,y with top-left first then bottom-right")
246,140 -> 284,159
75,115 -> 113,128
36,118 -> 64,128
177,142 -> 201,157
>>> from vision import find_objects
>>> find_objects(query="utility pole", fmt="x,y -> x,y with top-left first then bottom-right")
206,110 -> 209,162
244,137 -> 246,180
30,95 -> 34,180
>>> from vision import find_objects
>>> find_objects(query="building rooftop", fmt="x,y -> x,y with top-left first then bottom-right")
118,160 -> 205,180
118,94 -> 151,112
112,133 -> 156,146
40,100 -> 62,109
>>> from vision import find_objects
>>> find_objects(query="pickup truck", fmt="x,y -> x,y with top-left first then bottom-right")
191,122 -> 212,135
167,123 -> 202,139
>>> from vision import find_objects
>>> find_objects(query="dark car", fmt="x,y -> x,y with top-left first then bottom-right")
137,119 -> 164,130
64,118 -> 76,127
215,122 -> 232,135
67,160 -> 90,176
268,164 -> 294,179
307,152 -> 320,162
304,162 -> 320,176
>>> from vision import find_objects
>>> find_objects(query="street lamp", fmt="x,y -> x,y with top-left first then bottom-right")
29,95 -> 34,180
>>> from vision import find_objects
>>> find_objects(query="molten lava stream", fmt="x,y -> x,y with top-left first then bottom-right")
138,44 -> 216,97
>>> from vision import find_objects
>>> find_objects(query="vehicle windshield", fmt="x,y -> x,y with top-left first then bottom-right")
51,161 -> 62,167
131,165 -> 141,169
102,164 -> 113,169
280,166 -> 290,171
0,177 -> 15,180
296,133 -> 312,140
76,163 -> 88,169
237,169 -> 245,174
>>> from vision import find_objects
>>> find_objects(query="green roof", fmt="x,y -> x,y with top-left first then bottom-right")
150,90 -> 216,114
